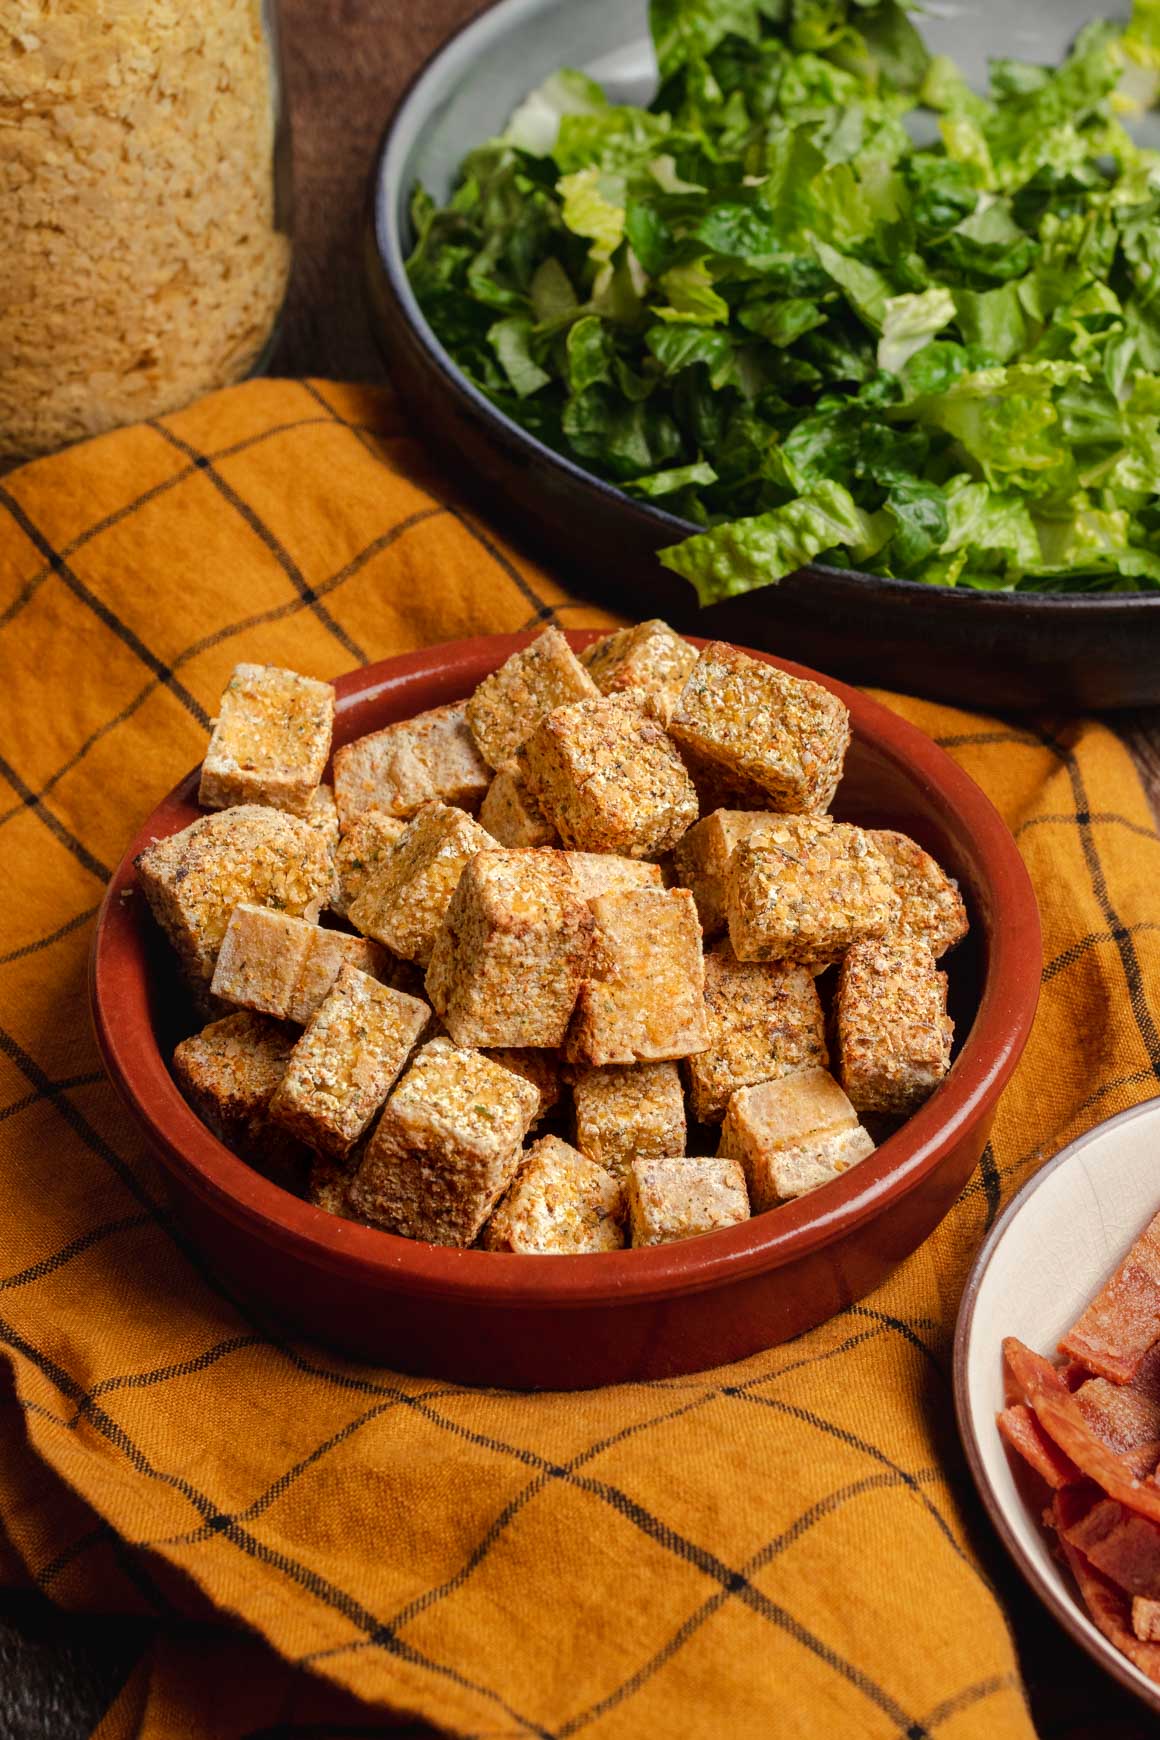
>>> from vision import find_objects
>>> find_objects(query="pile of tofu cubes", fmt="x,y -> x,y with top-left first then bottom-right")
137,623 -> 968,1256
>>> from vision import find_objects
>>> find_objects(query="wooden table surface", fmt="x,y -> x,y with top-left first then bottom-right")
3,3 -> 1159,1735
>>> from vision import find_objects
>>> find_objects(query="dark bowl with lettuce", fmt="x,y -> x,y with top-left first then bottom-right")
367,0 -> 1160,710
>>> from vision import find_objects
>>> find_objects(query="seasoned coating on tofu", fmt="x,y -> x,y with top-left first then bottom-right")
348,802 -> 494,966
627,1156 -> 750,1247
718,1067 -> 874,1210
332,703 -> 490,824
565,853 -> 664,903
348,1038 -> 539,1245
479,759 -> 559,848
677,740 -> 783,818
520,696 -> 699,860
332,811 -> 407,920
684,945 -> 828,1125
199,663 -> 335,818
173,1010 -> 296,1138
868,830 -> 969,959
725,817 -> 899,968
482,1136 -> 625,1254
486,1048 -> 563,1126
308,1154 -> 358,1219
305,784 -> 340,857
580,621 -> 697,724
572,1062 -> 686,1181
669,642 -> 849,815
567,888 -> 709,1067
210,903 -> 388,1025
425,849 -> 592,1048
136,805 -> 334,985
835,936 -> 954,1116
466,627 -> 598,769
674,810 -> 786,940
268,966 -> 431,1157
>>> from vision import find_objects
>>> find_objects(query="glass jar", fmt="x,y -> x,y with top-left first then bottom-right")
0,1 -> 292,464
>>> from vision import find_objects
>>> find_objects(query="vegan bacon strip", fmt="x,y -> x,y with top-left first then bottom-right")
996,1403 -> 1081,1490
1059,1208 -> 1160,1384
1056,1533 -> 1160,1685
1061,1496 -> 1160,1600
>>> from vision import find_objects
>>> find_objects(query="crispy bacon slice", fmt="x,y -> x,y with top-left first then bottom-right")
1061,1495 -> 1160,1598
1003,1338 -> 1160,1524
1057,1533 -> 1160,1684
1060,1209 -> 1160,1384
997,1402 -> 1081,1489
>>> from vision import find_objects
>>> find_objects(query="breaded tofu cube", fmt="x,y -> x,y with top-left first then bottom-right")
482,1136 -> 625,1254
199,663 -> 335,817
572,1062 -> 686,1180
305,784 -> 340,857
479,759 -> 559,848
566,853 -> 664,903
718,1067 -> 875,1209
725,817 -> 899,968
684,946 -> 828,1124
331,811 -> 407,920
627,1156 -> 750,1247
210,904 -> 387,1025
868,830 -> 969,959
332,703 -> 490,824
425,848 -> 592,1047
674,810 -> 787,940
348,1038 -> 540,1245
677,741 -> 782,817
487,1048 -> 564,1126
308,1153 -> 357,1219
580,620 -> 698,724
520,696 -> 698,860
466,627 -> 598,769
567,888 -> 709,1066
268,965 -> 430,1157
669,642 -> 850,815
347,802 -> 493,966
834,936 -> 954,1115
173,1010 -> 296,1141
136,805 -> 334,986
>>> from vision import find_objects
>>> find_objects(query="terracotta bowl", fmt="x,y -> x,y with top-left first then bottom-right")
91,634 -> 1041,1389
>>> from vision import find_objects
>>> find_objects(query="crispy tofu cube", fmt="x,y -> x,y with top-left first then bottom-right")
332,703 -> 490,824
572,1062 -> 686,1181
520,696 -> 699,860
198,663 -> 335,817
868,830 -> 969,959
348,1038 -> 540,1245
268,966 -> 430,1157
566,854 -> 664,902
466,628 -> 598,769
567,888 -> 709,1066
136,805 -> 334,986
482,1136 -> 625,1254
347,802 -> 493,966
834,936 -> 954,1115
479,759 -> 559,848
669,643 -> 849,815
674,810 -> 788,940
305,783 -> 340,856
718,1067 -> 875,1209
210,904 -> 387,1024
684,946 -> 828,1124
173,1010 -> 296,1140
308,1154 -> 357,1218
331,811 -> 407,920
725,817 -> 899,968
425,848 -> 592,1047
580,621 -> 697,724
487,1048 -> 564,1126
627,1156 -> 750,1247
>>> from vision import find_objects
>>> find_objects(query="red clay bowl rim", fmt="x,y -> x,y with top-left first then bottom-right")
90,632 -> 1041,1309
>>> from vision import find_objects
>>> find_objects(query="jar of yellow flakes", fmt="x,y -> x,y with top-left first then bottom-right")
0,1 -> 292,463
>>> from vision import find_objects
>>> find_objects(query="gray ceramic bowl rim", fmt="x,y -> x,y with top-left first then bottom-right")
953,1094 -> 1160,1713
369,0 -> 1160,620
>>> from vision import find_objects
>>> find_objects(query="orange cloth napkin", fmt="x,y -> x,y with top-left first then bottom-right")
2,378 -> 1159,1740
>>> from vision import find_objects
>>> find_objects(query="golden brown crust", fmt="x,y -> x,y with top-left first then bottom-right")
580,621 -> 698,724
566,888 -> 709,1067
332,703 -> 490,824
683,945 -> 828,1124
199,663 -> 334,817
626,1156 -> 750,1247
725,817 -> 899,968
479,760 -> 559,848
331,811 -> 407,919
867,829 -> 969,958
718,1067 -> 874,1210
834,935 -> 954,1115
481,1136 -> 625,1254
210,903 -> 387,1024
673,810 -> 787,940
466,628 -> 598,769
347,802 -> 494,966
572,1062 -> 686,1181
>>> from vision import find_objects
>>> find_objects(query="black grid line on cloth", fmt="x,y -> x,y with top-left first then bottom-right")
147,420 -> 369,666
844,1303 -> 946,1374
0,1213 -> 151,1292
1017,809 -> 1160,845
0,1072 -> 105,1127
977,1142 -> 1002,1231
0,748 -> 111,883
2,1320 -> 554,1740
34,1522 -> 110,1593
0,506 -> 445,838
0,484 -> 211,730
1043,921 -> 1160,985
934,729 -> 1056,755
295,381 -> 559,629
0,904 -> 100,967
75,1335 -> 267,1418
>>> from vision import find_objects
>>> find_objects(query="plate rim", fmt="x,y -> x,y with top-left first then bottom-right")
953,1093 -> 1160,1714
368,0 -> 1160,620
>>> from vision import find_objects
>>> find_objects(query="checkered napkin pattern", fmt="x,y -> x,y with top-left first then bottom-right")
1,379 -> 1159,1740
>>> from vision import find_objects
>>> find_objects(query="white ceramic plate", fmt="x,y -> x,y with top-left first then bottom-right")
955,1096 -> 1160,1714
